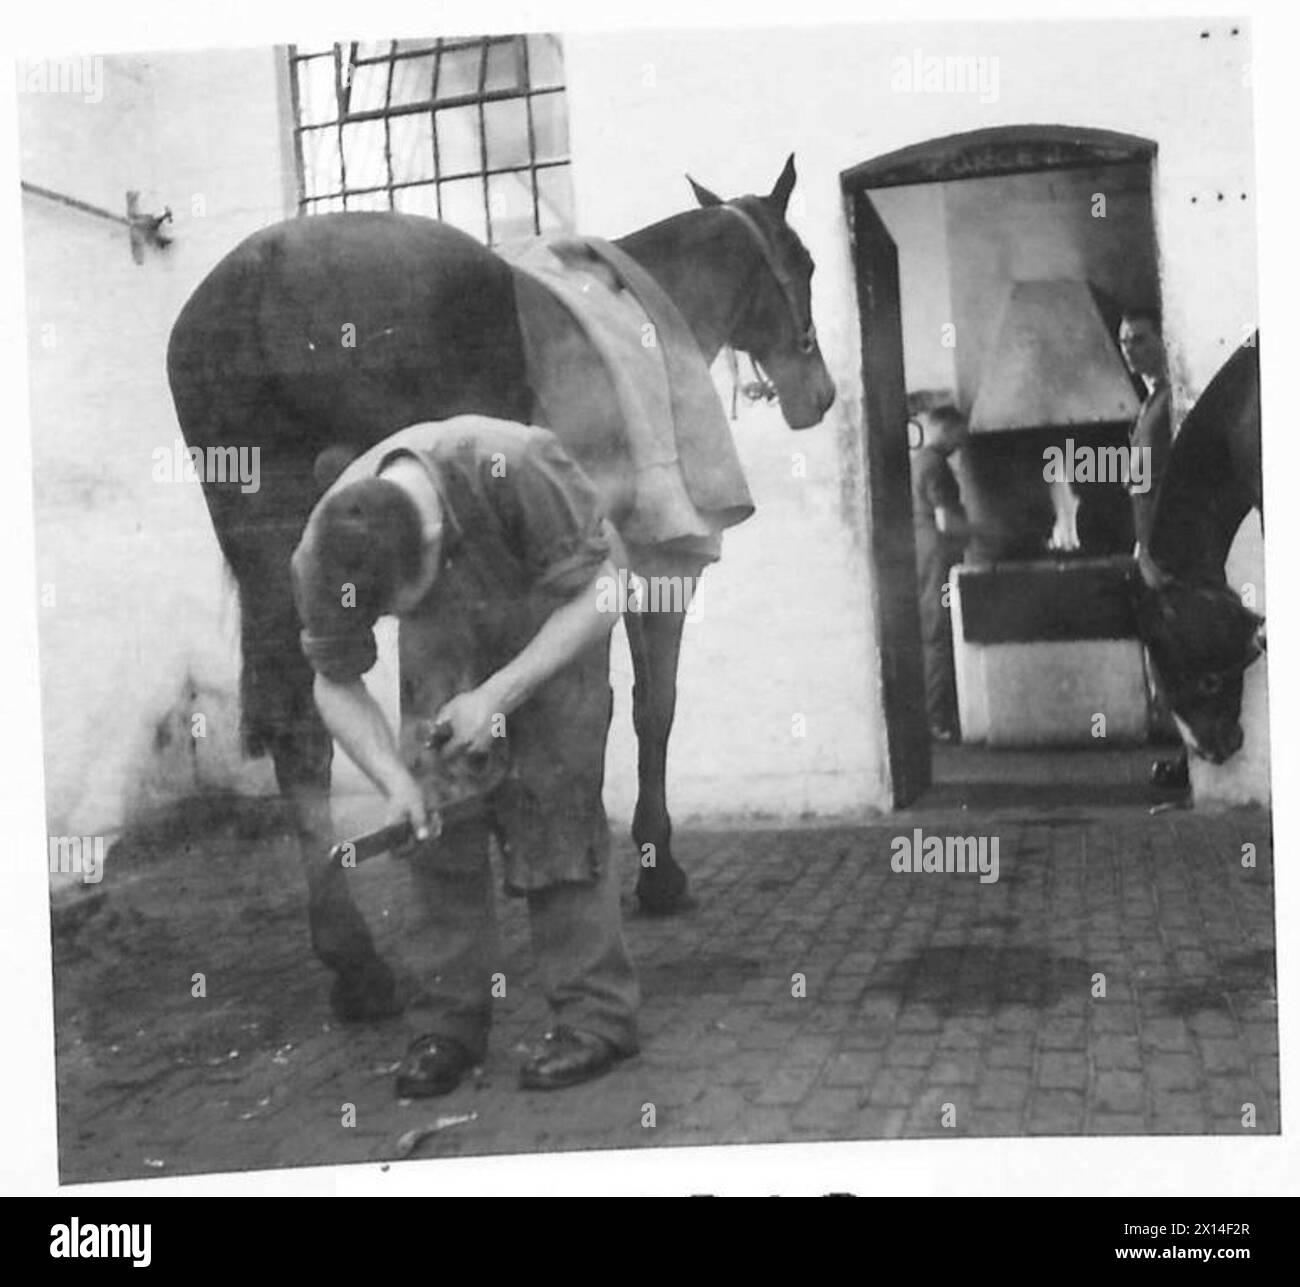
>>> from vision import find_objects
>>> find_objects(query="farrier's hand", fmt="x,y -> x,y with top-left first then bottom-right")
434,687 -> 500,760
384,769 -> 432,843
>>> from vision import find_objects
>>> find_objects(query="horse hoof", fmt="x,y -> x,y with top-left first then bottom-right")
635,891 -> 696,917
329,959 -> 404,1023
635,869 -> 693,917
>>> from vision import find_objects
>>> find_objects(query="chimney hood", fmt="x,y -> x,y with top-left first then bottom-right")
968,279 -> 1141,433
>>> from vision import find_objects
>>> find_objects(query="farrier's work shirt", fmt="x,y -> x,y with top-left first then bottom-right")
291,416 -> 615,892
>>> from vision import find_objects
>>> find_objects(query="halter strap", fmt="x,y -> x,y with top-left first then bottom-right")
718,202 -> 817,354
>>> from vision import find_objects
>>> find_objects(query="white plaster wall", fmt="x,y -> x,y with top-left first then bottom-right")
23,19 -> 1268,845
564,16 -> 1264,817
22,49 -> 297,845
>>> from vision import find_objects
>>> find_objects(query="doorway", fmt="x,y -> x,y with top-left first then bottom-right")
842,126 -> 1165,809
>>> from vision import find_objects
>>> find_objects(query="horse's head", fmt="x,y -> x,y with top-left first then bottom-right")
1135,568 -> 1265,764
686,155 -> 835,429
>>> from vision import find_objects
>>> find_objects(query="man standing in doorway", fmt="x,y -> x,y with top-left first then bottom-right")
1118,307 -> 1173,556
291,416 -> 640,1098
1118,307 -> 1184,788
911,404 -> 975,743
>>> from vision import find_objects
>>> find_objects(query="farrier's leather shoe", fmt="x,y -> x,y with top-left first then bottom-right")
395,1034 -> 478,1098
519,1025 -> 632,1090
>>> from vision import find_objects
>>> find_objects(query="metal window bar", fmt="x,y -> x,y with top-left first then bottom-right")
291,34 -> 520,67
522,37 -> 540,235
383,41 -> 397,210
431,41 -> 442,217
477,40 -> 490,240
288,34 -> 571,240
298,160 -> 570,203
306,84 -> 563,128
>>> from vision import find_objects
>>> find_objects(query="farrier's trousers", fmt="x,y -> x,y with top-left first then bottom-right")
400,818 -> 641,1059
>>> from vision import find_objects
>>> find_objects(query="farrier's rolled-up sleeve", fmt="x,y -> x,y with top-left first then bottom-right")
492,431 -> 612,601
290,534 -> 379,682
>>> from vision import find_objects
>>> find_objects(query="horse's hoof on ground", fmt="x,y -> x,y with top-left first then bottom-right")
635,892 -> 697,917
635,871 -> 693,917
329,960 -> 404,1023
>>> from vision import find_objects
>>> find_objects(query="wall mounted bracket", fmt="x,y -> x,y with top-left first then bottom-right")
20,182 -> 173,264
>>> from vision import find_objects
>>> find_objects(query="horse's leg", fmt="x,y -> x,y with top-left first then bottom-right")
268,718 -> 402,1022
224,500 -> 403,1022
169,292 -> 408,1019
625,554 -> 705,915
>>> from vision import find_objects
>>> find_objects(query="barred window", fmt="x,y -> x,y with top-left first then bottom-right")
288,35 -> 574,243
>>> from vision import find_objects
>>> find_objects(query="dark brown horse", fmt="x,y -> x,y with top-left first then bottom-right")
1135,332 -> 1264,764
166,157 -> 834,1021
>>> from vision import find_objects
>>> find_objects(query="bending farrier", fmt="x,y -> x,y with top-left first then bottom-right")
291,416 -> 639,1098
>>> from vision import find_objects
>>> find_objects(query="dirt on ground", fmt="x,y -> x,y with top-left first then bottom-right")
50,769 -> 1279,1185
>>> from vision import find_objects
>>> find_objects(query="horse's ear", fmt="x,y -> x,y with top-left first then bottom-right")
1243,606 -> 1265,649
687,174 -> 724,208
768,153 -> 797,217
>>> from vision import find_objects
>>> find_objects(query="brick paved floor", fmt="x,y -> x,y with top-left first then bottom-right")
50,749 -> 1279,1182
